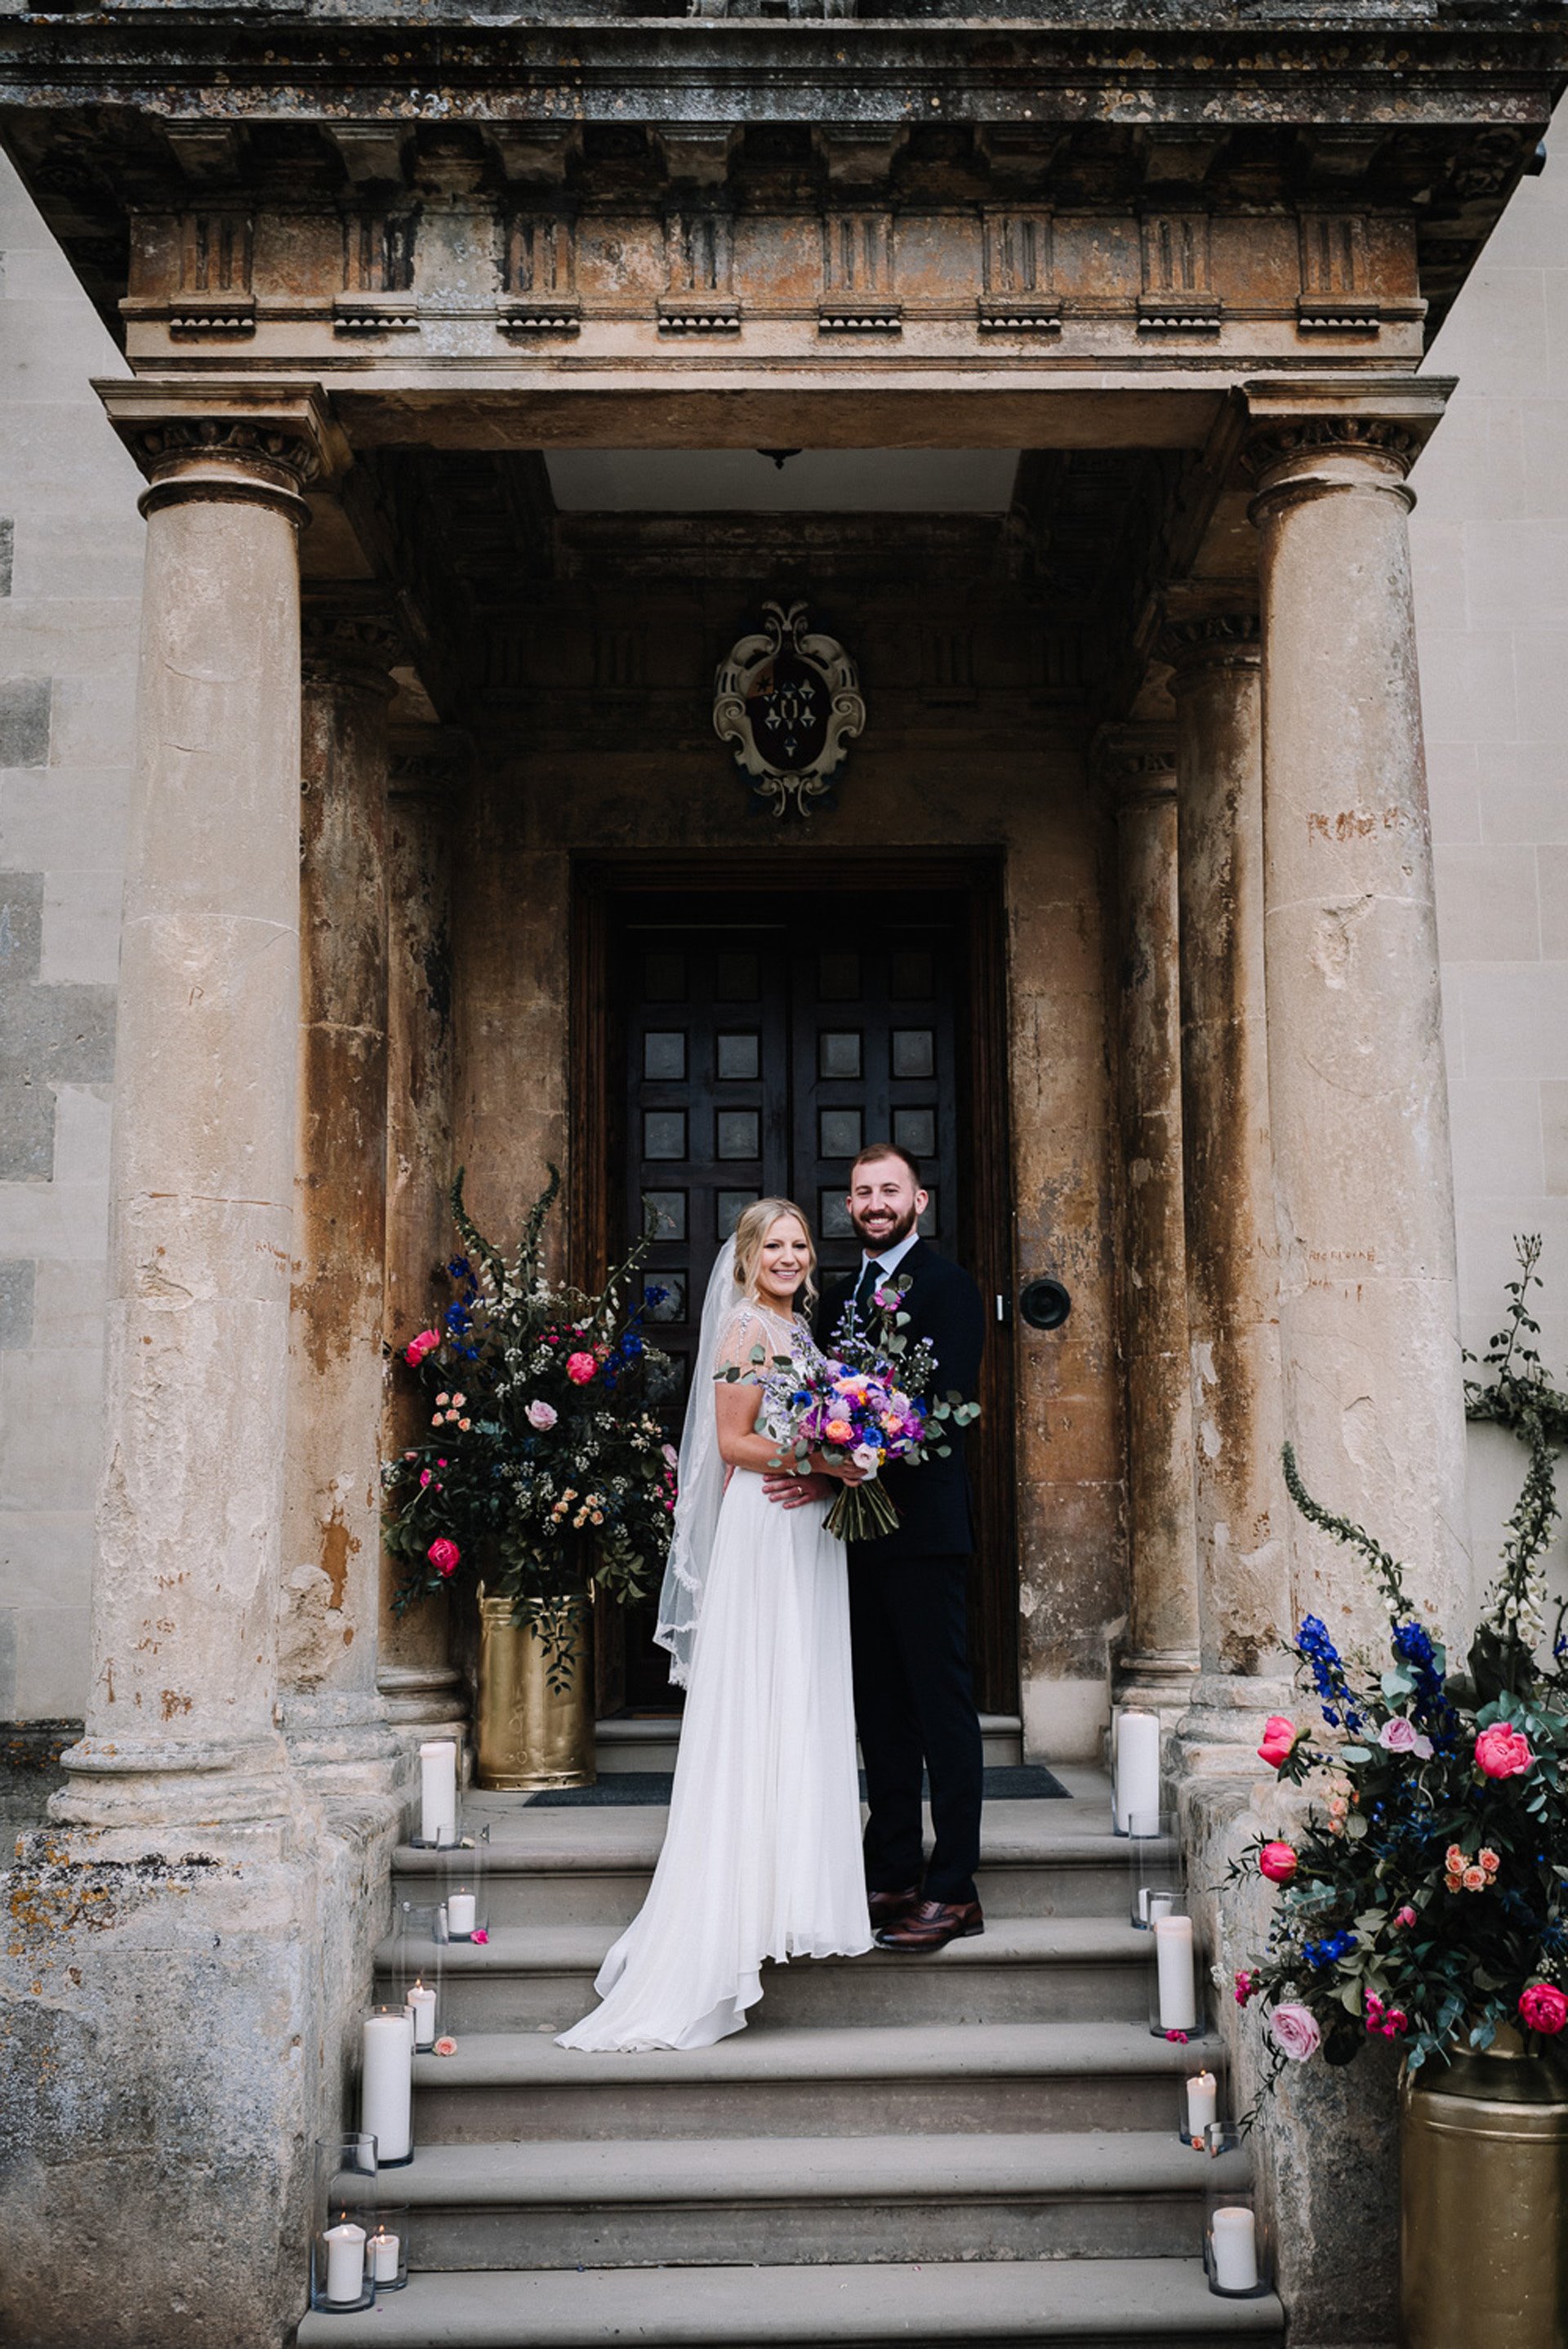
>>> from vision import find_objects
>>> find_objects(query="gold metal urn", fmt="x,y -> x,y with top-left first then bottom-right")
474,1589 -> 596,1791
1401,2025 -> 1568,2349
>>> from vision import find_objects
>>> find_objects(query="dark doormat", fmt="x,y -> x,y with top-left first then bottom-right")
528,1763 -> 1070,1807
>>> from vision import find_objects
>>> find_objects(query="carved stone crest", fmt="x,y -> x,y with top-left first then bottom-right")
713,601 -> 865,817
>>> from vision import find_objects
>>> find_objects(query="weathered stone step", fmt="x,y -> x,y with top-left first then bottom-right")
412,2020 -> 1222,2142
348,2130 -> 1250,2270
378,1917 -> 1156,2031
296,2255 -> 1283,2347
392,1820 -> 1148,1928
596,1711 -> 1027,1773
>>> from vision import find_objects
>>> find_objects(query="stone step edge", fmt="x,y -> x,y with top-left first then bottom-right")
412,2018 -> 1225,2090
392,1834 -> 1159,1876
378,1918 -> 1155,1973
296,2255 -> 1284,2347
347,2128 -> 1251,2208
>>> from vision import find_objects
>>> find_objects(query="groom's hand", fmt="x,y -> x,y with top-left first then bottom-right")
763,1470 -> 835,1510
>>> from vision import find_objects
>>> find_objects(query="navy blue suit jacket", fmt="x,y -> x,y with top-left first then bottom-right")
814,1237 -> 986,1564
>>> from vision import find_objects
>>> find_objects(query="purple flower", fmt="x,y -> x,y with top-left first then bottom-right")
526,1399 -> 559,1430
1378,1715 -> 1434,1759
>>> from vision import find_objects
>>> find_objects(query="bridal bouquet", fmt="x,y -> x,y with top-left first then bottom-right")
382,1167 -> 679,1682
1232,1241 -> 1568,2084
758,1271 -> 980,1542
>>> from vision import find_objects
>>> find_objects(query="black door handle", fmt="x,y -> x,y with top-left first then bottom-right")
1019,1277 -> 1071,1331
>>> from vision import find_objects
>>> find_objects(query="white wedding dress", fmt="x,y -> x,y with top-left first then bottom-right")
557,1272 -> 871,2053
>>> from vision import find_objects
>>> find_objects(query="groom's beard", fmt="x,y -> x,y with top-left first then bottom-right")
850,1202 -> 919,1254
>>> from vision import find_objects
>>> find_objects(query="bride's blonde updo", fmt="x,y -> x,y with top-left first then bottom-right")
731,1197 -> 817,1313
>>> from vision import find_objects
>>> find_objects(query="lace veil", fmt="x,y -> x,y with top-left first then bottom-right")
653,1237 -> 746,1687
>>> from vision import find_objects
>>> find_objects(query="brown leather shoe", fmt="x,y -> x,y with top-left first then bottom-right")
866,1885 -> 921,1928
874,1898 -> 984,1953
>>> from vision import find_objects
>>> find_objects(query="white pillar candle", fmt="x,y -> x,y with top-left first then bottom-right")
1185,2070 -> 1218,2145
361,2012 -> 413,2164
1115,1710 -> 1161,1834
419,1740 -> 457,1845
1147,1892 -> 1174,1925
1154,1912 -> 1197,2030
1212,2205 -> 1259,2293
446,1889 -> 476,1938
368,2229 -> 400,2284
323,2221 -> 367,2305
406,1981 -> 437,2049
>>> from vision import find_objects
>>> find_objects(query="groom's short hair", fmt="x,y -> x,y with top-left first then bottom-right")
849,1142 -> 923,1187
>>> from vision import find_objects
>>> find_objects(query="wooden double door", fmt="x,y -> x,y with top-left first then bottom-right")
577,867 -> 1017,1714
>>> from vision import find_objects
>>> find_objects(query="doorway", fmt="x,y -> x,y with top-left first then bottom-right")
573,854 -> 1018,1718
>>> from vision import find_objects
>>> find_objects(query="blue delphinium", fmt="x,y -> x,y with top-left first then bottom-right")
1295,1614 -> 1363,1731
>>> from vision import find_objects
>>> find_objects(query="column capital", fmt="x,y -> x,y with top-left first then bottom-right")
94,377 -> 350,527
301,589 -> 405,698
1239,374 -> 1456,521
1093,724 -> 1177,814
1159,606 -> 1261,688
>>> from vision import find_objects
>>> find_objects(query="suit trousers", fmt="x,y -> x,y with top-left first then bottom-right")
848,1551 -> 984,1907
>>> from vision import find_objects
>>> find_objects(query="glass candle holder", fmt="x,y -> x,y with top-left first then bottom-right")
1128,1809 -> 1184,1930
1203,2137 -> 1270,2299
439,1821 -> 489,1943
360,2005 -> 416,2168
411,1737 -> 461,1849
1178,2065 -> 1221,2149
362,2205 -> 409,2291
1112,1706 -> 1162,1836
311,2133 -> 377,2312
1147,1901 -> 1203,2040
396,1901 -> 444,2050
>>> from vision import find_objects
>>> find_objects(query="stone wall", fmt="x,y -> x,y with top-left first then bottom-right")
1409,111 -> 1568,1613
0,150 -> 141,1760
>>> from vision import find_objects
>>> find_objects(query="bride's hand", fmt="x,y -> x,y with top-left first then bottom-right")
809,1451 -> 869,1487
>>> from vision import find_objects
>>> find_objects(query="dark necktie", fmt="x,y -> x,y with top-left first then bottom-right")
854,1259 -> 883,1315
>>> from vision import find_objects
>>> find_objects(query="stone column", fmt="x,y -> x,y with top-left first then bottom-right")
277,595 -> 403,1794
1247,394 -> 1468,1648
379,742 -> 467,1736
2,386 -> 344,2349
1164,614 -> 1293,1771
1098,729 -> 1200,1720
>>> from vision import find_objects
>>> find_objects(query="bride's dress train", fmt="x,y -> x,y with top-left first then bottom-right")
558,1306 -> 871,2053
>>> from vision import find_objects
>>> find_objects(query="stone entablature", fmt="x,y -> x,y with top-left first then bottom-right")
118,197 -> 1428,365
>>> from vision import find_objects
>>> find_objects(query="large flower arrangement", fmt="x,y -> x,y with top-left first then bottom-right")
1236,1242 -> 1568,2082
382,1169 -> 679,1683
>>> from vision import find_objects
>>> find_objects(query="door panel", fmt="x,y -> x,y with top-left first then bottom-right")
602,880 -> 1017,1715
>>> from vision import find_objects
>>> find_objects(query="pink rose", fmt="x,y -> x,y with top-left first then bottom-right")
405,1330 -> 439,1367
526,1400 -> 559,1430
566,1352 -> 597,1385
1382,2008 -> 1409,2038
419,1469 -> 433,1488
434,2035 -> 458,2057
1379,1716 -> 1434,1759
1475,1724 -> 1535,1780
426,1537 -> 461,1579
1269,2003 -> 1322,2062
1519,1982 -> 1568,2036
470,1928 -> 489,1946
1258,1841 -> 1298,1886
1258,1716 -> 1301,1771
662,1443 -> 679,1469
1394,1905 -> 1417,1929
1234,1969 -> 1257,2007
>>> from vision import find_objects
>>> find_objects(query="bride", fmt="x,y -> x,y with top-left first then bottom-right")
557,1198 -> 873,2052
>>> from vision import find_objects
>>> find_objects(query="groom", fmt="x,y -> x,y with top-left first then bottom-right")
764,1143 -> 987,1954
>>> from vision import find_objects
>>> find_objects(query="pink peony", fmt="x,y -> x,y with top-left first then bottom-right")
566,1352 -> 597,1385
1269,2003 -> 1322,2062
1519,1982 -> 1568,2036
526,1400 -> 559,1431
1475,1724 -> 1535,1780
1379,1716 -> 1434,1759
426,1537 -> 461,1578
1258,1716 -> 1301,1771
1258,1841 -> 1299,1886
405,1330 -> 440,1366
